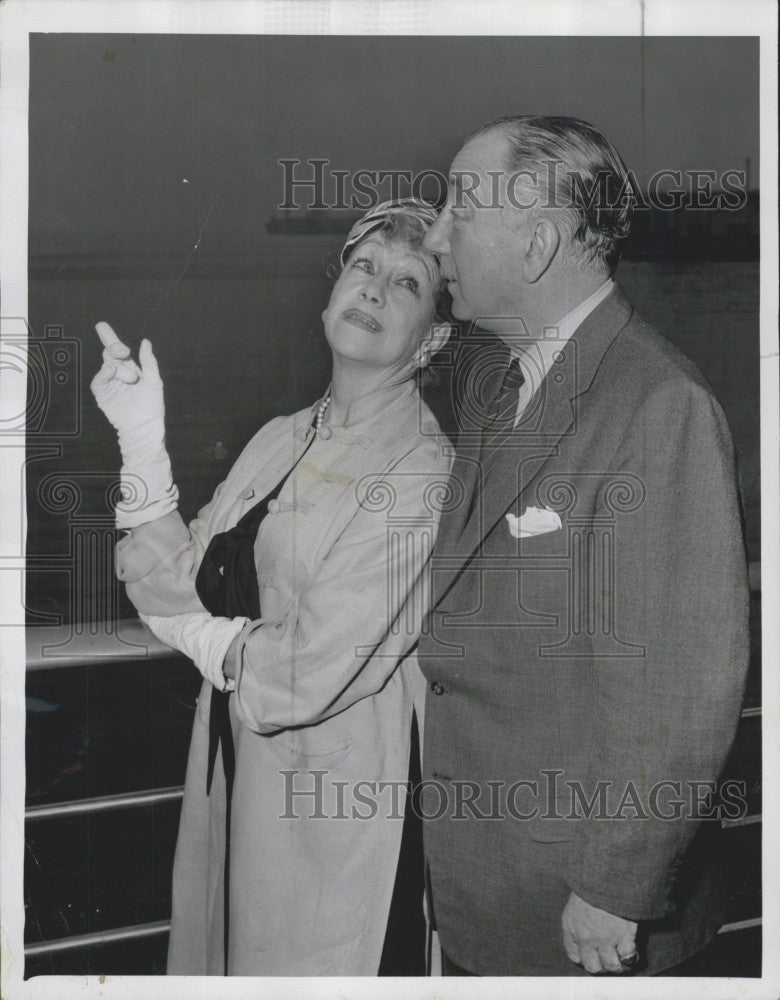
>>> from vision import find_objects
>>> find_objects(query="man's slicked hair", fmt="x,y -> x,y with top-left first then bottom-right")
468,115 -> 635,275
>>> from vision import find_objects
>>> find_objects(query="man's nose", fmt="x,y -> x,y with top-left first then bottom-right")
422,212 -> 450,256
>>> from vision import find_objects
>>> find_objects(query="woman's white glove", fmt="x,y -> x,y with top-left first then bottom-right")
90,322 -> 178,529
140,611 -> 249,692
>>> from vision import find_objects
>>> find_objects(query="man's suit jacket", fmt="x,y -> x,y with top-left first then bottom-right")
418,285 -> 750,975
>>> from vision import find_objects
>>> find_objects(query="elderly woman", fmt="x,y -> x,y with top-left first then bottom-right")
91,200 -> 451,976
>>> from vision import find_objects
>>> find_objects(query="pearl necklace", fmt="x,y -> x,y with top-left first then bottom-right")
314,394 -> 331,434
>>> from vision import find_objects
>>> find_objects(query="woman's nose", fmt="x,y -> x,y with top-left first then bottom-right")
360,276 -> 385,305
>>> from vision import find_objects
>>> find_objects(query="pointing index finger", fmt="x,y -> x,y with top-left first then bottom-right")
95,320 -> 130,359
96,321 -> 132,363
95,321 -> 124,349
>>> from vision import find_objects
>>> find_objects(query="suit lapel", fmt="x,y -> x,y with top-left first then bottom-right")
468,365 -> 578,547
432,286 -> 634,608
433,340 -> 510,555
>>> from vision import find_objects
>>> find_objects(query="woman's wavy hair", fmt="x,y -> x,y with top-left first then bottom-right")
330,199 -> 452,326
326,200 -> 453,385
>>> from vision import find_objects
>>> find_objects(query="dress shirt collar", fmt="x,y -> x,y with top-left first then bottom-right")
509,277 -> 614,425
509,277 -> 614,365
549,276 -> 615,342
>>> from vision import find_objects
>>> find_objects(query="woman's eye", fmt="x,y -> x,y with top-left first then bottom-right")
352,257 -> 373,272
398,276 -> 420,293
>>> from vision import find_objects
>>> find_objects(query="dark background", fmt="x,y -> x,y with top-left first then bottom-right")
24,33 -> 761,976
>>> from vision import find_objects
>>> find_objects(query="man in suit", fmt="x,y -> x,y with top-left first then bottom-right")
417,116 -> 749,976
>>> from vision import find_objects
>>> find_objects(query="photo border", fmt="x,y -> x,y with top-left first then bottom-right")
1,2 -> 777,998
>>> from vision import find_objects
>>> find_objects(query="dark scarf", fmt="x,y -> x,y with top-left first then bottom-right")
195,419 -> 319,794
193,417 -> 318,972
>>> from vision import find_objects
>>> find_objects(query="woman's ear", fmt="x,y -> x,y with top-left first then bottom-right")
423,321 -> 452,361
413,322 -> 452,369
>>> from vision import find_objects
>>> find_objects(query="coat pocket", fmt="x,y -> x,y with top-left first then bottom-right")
262,731 -> 356,770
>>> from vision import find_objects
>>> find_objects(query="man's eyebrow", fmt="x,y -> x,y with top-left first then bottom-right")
449,171 -> 482,207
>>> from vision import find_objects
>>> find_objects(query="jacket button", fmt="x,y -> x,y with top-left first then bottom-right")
430,681 -> 445,696
267,499 -> 281,514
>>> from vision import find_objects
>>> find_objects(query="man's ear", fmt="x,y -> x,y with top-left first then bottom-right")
520,216 -> 560,283
321,308 -> 328,324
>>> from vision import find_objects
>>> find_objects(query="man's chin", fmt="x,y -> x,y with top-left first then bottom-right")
449,296 -> 473,322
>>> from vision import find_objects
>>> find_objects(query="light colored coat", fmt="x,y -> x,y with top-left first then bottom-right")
116,379 -> 450,975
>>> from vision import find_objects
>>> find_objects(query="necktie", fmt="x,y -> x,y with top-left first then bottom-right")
488,355 -> 526,429
462,357 -> 526,521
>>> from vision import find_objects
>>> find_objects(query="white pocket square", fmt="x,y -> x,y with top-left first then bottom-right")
505,506 -> 562,538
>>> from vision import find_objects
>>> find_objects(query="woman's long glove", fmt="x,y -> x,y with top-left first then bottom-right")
90,322 -> 179,529
140,611 -> 249,692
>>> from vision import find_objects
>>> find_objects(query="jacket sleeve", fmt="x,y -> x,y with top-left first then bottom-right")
566,378 -> 750,921
232,446 -> 451,734
114,418 -> 286,615
115,491 -> 222,615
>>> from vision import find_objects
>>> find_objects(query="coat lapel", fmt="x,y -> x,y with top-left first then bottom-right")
431,286 -> 634,608
432,341 -> 510,555
467,365 -> 578,550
